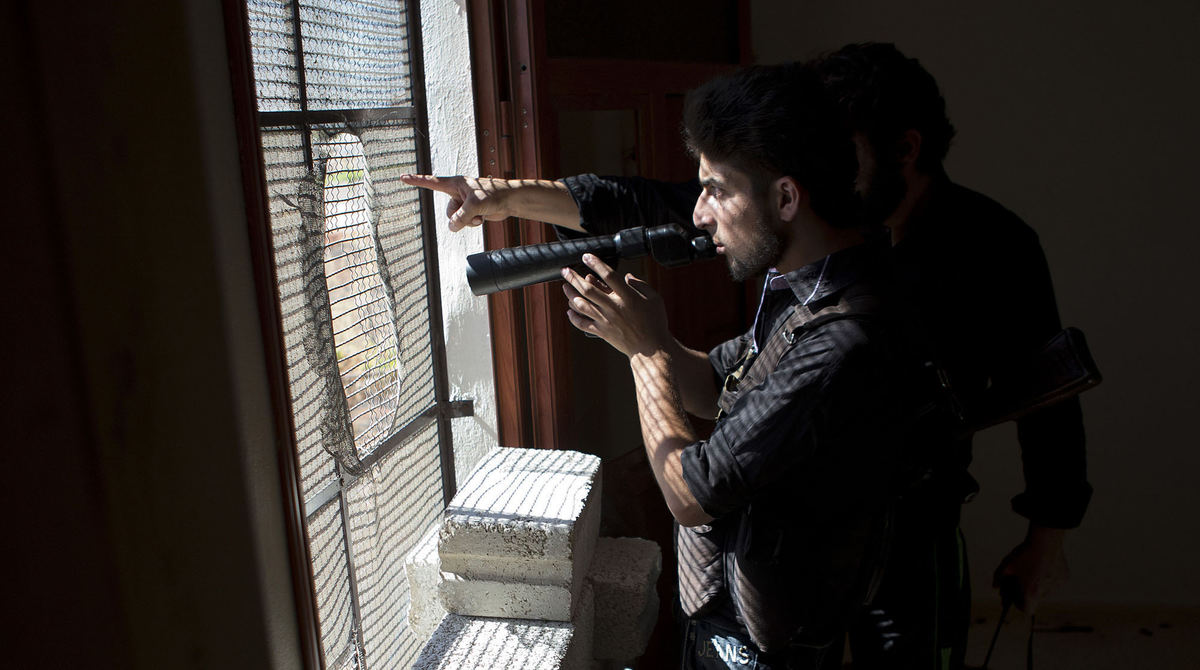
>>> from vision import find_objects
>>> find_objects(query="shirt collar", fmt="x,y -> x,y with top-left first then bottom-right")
773,241 -> 887,306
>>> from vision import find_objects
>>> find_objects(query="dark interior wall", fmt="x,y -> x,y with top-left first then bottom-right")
5,1 -> 303,666
751,0 -> 1200,606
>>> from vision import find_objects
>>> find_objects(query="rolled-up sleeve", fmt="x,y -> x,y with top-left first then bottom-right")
559,174 -> 701,235
1012,397 -> 1092,527
971,221 -> 1092,528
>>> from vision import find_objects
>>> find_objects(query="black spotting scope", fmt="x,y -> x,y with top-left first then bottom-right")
465,223 -> 717,296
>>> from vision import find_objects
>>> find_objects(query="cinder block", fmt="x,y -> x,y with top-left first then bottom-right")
413,579 -> 593,670
588,537 -> 662,660
439,448 -> 602,613
564,579 -> 594,670
412,613 -> 573,670
405,524 -> 448,641
412,568 -> 595,670
439,573 -> 572,621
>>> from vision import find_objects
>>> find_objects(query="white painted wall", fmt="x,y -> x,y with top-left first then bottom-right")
419,0 -> 499,486
751,0 -> 1200,607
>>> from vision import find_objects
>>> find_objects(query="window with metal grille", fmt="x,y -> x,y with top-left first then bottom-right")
244,1 -> 468,667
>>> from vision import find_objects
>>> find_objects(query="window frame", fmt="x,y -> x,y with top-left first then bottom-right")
223,0 -> 467,667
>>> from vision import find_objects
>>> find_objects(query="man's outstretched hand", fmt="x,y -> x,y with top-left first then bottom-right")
399,174 -> 583,232
993,525 -> 1070,614
399,174 -> 517,231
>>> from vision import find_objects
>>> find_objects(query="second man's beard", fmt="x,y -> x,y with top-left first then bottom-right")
726,213 -> 782,282
861,159 -> 907,227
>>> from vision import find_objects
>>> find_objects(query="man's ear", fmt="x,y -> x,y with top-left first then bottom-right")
897,129 -> 923,166
775,176 -> 806,222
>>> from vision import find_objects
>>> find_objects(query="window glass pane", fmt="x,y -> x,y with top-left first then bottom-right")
248,0 -> 416,113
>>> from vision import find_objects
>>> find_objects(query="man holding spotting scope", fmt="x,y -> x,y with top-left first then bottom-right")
408,43 -> 1094,670
403,43 -> 1094,669
813,45 -> 1089,668
408,62 -> 941,668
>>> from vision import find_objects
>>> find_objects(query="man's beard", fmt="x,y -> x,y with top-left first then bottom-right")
726,212 -> 782,282
860,156 -> 906,226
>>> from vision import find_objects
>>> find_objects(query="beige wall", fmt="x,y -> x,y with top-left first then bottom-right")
752,0 -> 1200,607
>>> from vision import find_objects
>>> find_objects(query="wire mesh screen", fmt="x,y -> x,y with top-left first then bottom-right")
321,132 -> 402,451
254,26 -> 436,473
347,423 -> 443,668
353,122 -> 436,439
248,0 -> 413,112
259,126 -> 341,501
246,0 -> 449,667
300,0 -> 414,110
247,0 -> 300,113
307,499 -> 355,665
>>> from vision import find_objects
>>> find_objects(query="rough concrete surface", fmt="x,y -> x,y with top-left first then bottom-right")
410,581 -> 592,670
405,524 -> 448,642
439,572 -> 573,621
588,537 -> 662,660
439,448 -> 602,597
411,613 -> 573,670
565,579 -> 595,670
411,582 -> 592,670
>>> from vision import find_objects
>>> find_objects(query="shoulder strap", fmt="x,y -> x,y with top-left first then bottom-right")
715,290 -> 882,417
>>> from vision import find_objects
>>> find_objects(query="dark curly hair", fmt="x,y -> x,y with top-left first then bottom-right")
813,42 -> 956,172
682,62 -> 860,228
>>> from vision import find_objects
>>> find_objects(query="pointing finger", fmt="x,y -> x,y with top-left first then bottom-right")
399,174 -> 464,197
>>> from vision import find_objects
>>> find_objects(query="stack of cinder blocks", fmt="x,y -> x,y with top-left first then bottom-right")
407,447 -> 661,669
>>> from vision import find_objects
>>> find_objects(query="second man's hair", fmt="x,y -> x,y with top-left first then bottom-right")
814,42 -> 957,172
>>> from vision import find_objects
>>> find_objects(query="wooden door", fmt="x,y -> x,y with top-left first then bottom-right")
469,0 -> 754,447
468,4 -> 753,662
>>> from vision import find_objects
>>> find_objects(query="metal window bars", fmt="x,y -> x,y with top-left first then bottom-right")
245,0 -> 467,667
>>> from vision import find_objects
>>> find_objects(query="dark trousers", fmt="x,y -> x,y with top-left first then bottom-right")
843,497 -> 971,670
